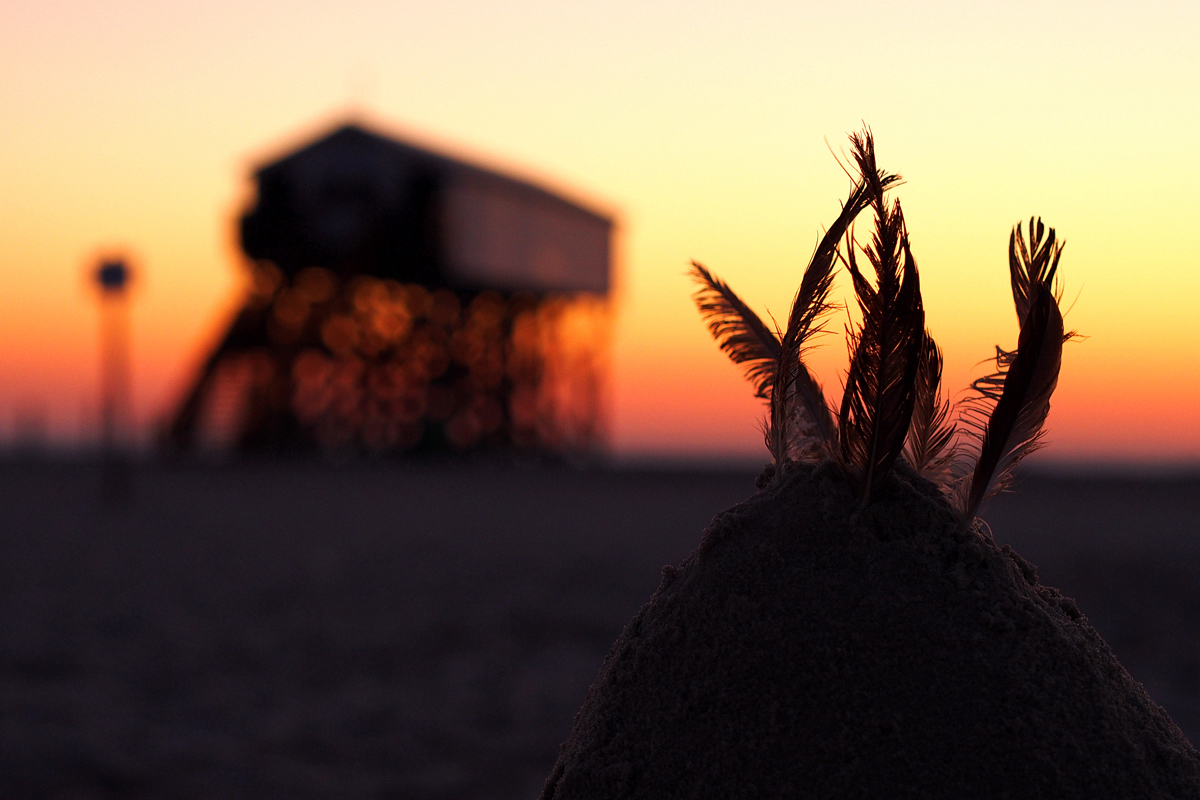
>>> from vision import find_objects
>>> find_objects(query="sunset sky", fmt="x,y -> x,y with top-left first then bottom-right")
2,0 -> 1197,465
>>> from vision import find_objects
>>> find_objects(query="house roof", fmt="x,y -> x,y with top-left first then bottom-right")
255,122 -> 613,230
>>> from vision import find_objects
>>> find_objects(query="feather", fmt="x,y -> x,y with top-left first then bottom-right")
838,231 -> 926,504
952,217 -> 1075,523
954,282 -> 1064,523
688,254 -> 839,472
689,262 -> 781,400
769,190 -> 866,468
769,147 -> 902,472
902,331 -> 957,485
836,131 -> 927,504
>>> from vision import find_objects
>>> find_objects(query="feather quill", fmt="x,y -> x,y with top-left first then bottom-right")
954,281 -> 1064,523
689,262 -> 781,400
836,129 -> 926,503
902,331 -> 957,484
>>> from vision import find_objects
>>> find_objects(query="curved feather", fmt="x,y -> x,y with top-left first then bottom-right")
769,187 -> 867,467
952,218 -> 1074,524
689,262 -> 781,400
955,282 -> 1063,523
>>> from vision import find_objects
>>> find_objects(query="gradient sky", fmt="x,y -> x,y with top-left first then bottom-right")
2,0 -> 1198,464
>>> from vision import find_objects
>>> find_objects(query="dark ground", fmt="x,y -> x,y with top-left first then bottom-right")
1,458 -> 1197,799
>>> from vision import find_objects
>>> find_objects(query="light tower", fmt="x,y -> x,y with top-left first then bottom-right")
94,257 -> 132,497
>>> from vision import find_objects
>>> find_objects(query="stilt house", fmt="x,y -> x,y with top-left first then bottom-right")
166,121 -> 612,454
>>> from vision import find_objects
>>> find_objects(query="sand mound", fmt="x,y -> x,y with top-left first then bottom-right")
541,463 -> 1200,799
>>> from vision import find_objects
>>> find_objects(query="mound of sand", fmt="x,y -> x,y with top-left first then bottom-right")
541,463 -> 1200,799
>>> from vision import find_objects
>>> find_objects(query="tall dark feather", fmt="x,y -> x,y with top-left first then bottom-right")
838,232 -> 926,503
955,282 -> 1064,523
770,190 -> 860,467
836,129 -> 926,503
767,164 -> 898,473
689,261 -> 781,400
952,218 -> 1074,523
768,155 -> 902,472
902,331 -> 956,484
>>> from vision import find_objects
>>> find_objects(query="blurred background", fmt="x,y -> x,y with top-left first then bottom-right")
1,0 -> 1198,797
3,0 -> 1197,463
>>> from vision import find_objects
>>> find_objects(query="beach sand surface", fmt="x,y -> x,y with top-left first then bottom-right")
0,459 -> 1196,798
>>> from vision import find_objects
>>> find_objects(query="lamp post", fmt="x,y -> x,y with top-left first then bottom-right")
95,258 -> 132,499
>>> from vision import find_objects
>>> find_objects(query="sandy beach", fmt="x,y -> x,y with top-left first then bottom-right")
1,459 -> 1197,798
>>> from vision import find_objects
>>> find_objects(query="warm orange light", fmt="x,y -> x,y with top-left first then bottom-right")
2,1 -> 1198,463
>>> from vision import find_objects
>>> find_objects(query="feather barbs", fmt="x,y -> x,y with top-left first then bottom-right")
689,262 -> 781,401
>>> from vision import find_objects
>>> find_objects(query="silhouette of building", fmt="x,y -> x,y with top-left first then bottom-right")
166,121 -> 612,455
